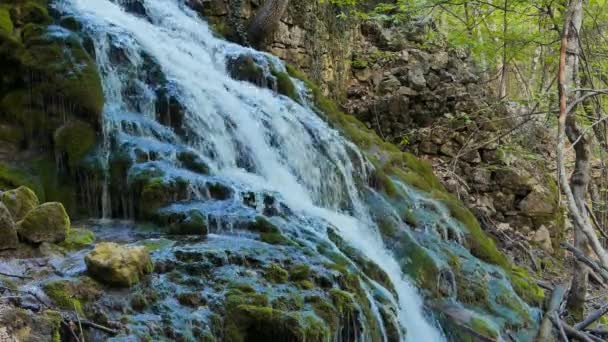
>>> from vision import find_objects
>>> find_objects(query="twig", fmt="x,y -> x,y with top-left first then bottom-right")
574,302 -> 608,331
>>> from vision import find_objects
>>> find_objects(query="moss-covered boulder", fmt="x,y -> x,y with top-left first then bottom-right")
0,202 -> 18,250
54,120 -> 97,167
18,202 -> 70,243
1,186 -> 39,221
85,242 -> 153,287
58,227 -> 95,251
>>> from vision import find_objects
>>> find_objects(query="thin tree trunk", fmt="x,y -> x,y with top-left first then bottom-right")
556,0 -> 608,321
499,0 -> 508,98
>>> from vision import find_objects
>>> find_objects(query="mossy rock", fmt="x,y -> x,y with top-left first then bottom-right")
54,120 -> 97,167
1,185 -> 39,221
153,208 -> 208,235
0,201 -> 18,250
42,277 -> 102,316
18,201 -> 70,243
85,242 -> 153,287
271,69 -> 300,102
19,27 -> 104,126
247,216 -> 290,245
265,263 -> 288,283
57,227 -> 94,251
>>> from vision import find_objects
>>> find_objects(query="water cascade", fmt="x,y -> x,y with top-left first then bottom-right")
46,0 -> 540,340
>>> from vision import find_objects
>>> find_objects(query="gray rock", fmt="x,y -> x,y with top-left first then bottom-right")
408,67 -> 427,90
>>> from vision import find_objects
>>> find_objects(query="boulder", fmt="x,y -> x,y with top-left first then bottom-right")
85,242 -> 153,287
531,226 -> 553,253
1,186 -> 39,221
0,202 -> 18,250
18,202 -> 70,244
518,189 -> 556,216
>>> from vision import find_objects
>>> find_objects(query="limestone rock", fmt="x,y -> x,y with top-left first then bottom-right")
85,242 -> 153,287
408,67 -> 427,90
0,202 -> 18,250
18,202 -> 70,244
1,186 -> 39,221
531,226 -> 553,253
518,189 -> 556,216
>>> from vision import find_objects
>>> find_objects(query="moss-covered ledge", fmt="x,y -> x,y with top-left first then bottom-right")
286,64 -> 544,307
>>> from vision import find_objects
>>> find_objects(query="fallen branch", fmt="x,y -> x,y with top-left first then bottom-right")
551,316 -> 595,342
553,313 -> 570,342
574,302 -> 608,331
537,283 -> 567,341
562,242 -> 608,282
80,320 -> 119,335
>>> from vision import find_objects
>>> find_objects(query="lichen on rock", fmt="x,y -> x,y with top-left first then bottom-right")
1,185 -> 39,221
18,202 -> 70,244
85,242 -> 153,287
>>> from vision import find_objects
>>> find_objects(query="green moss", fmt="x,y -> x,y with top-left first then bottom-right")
289,264 -> 311,281
248,216 -> 290,245
54,120 -> 97,166
0,163 -> 42,195
1,185 -> 39,220
42,310 -> 62,342
351,59 -> 369,69
265,263 -> 289,283
43,280 -> 96,316
470,317 -> 499,339
19,2 -> 52,25
271,69 -> 300,102
0,6 -> 13,35
58,228 -> 94,251
272,294 -> 304,311
510,266 -> 544,306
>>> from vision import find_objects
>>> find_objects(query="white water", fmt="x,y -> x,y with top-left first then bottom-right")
57,0 -> 444,340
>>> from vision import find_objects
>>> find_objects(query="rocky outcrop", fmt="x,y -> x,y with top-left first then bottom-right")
18,202 -> 70,244
201,0 -> 358,96
1,186 -> 39,221
85,242 -> 153,287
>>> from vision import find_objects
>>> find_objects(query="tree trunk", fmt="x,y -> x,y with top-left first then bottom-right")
557,0 -> 595,321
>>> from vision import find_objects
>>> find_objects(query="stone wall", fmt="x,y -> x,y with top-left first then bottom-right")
341,20 -> 565,260
199,0 -> 359,97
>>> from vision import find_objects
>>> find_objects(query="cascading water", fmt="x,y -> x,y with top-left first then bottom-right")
56,0 -> 447,340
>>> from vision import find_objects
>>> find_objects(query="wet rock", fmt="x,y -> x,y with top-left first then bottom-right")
0,202 -> 18,250
18,202 -> 70,244
85,242 -> 153,287
227,54 -> 272,89
1,186 -> 39,221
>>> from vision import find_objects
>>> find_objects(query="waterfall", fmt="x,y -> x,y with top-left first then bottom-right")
56,0 -> 445,340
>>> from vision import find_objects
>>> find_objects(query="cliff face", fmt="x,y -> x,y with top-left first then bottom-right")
201,0 -> 359,97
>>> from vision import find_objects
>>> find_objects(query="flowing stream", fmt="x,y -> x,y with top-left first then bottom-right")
56,0 -> 445,340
